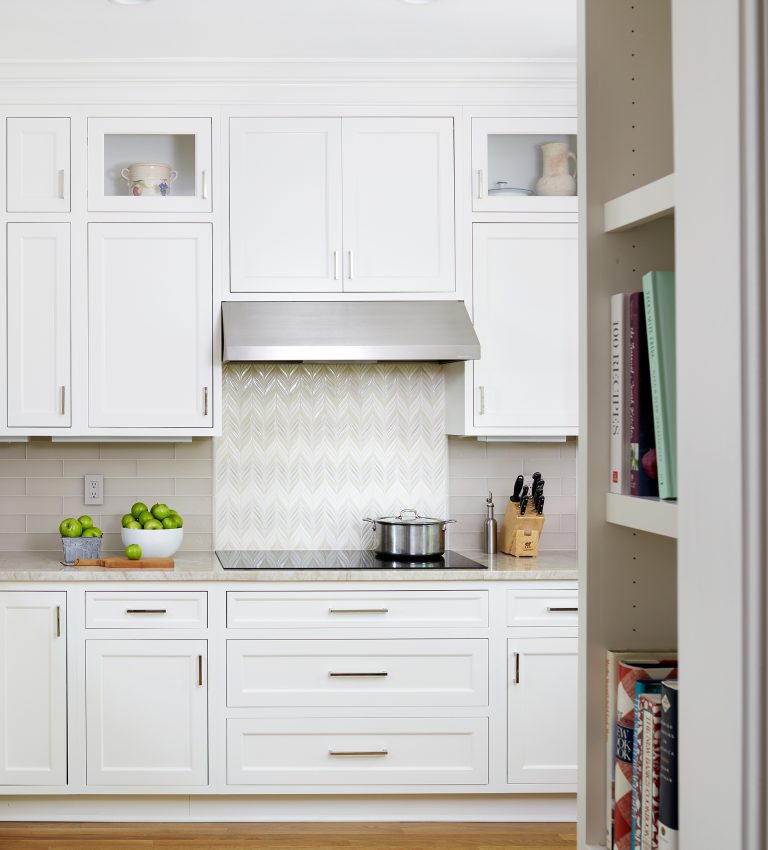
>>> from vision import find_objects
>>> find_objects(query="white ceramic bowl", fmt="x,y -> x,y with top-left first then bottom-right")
120,527 -> 183,558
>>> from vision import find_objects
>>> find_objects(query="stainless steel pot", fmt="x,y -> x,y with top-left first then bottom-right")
363,509 -> 456,558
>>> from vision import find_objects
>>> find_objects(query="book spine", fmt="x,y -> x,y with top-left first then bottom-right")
643,272 -> 677,499
629,291 -> 659,497
632,693 -> 645,850
629,293 -> 641,496
610,294 -> 630,494
658,682 -> 679,850
640,696 -> 662,850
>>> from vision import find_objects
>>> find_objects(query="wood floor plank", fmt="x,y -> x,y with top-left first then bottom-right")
0,822 -> 577,850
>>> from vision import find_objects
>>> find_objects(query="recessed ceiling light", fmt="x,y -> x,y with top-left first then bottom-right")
400,0 -> 437,4
109,0 -> 153,5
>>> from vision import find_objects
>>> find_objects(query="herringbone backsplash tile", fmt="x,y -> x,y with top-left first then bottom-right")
214,364 -> 448,550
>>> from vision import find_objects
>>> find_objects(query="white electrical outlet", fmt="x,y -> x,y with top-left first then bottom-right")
84,474 -> 104,506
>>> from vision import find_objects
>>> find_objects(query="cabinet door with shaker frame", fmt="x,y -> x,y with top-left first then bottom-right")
7,117 -> 70,212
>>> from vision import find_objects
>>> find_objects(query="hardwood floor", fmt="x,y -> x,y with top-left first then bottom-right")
0,822 -> 576,850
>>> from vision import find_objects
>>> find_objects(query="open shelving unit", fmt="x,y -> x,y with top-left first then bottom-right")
578,2 -> 677,848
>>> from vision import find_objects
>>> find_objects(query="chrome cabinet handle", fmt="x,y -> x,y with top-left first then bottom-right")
329,750 -> 388,757
348,250 -> 354,280
201,170 -> 209,200
328,608 -> 389,614
547,606 -> 578,612
198,654 -> 204,686
126,608 -> 167,614
58,169 -> 66,200
203,387 -> 209,416
477,169 -> 484,199
512,652 -> 520,684
333,250 -> 340,281
478,386 -> 486,415
55,606 -> 61,638
59,386 -> 66,415
329,671 -> 388,678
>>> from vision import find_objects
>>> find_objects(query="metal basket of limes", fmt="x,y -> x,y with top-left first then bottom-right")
59,516 -> 103,565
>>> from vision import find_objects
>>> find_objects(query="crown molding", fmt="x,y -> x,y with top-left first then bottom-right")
0,58 -> 577,89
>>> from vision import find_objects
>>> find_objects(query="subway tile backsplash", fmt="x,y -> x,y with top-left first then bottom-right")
447,437 -> 578,552
0,439 -> 212,552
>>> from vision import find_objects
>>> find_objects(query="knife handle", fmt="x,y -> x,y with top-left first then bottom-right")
511,474 -> 524,502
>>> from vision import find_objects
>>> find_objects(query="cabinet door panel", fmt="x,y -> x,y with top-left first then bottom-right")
507,637 -> 577,785
473,223 -> 578,432
88,223 -> 213,428
7,118 -> 70,212
342,117 -> 455,293
230,118 -> 343,293
86,640 -> 207,786
0,592 -> 66,785
7,223 -> 71,427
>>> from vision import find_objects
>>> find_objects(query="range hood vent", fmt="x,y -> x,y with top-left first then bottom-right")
222,301 -> 480,363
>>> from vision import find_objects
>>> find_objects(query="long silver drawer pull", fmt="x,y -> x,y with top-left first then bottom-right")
328,608 -> 389,614
201,170 -> 209,200
329,671 -> 388,678
59,386 -> 66,415
547,606 -> 579,612
329,750 -> 388,757
198,654 -> 204,687
126,608 -> 168,614
513,652 -> 520,684
56,606 -> 61,638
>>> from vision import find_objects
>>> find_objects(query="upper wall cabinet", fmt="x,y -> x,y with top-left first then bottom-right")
472,118 -> 577,214
230,118 -> 343,293
87,118 -> 212,212
7,224 -> 71,428
229,116 -> 455,295
88,223 -> 213,429
7,118 -> 70,212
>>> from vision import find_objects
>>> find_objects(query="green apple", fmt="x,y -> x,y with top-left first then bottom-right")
151,503 -> 171,520
121,513 -> 136,528
143,519 -> 163,530
125,544 -> 142,560
125,521 -> 141,529
138,511 -> 154,525
169,511 -> 183,528
59,518 -> 83,538
131,501 -> 148,520
78,515 -> 94,530
161,516 -> 178,529
83,527 -> 103,538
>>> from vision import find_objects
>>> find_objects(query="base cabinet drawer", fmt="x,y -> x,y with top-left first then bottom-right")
227,639 -> 489,707
226,717 -> 488,786
227,590 -> 488,629
85,592 -> 207,629
505,589 -> 578,628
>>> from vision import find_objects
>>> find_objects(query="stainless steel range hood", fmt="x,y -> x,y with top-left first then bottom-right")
222,301 -> 480,363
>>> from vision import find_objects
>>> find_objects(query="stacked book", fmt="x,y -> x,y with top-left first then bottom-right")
605,652 -> 679,850
610,271 -> 676,500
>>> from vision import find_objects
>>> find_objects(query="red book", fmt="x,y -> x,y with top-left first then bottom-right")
629,292 -> 658,496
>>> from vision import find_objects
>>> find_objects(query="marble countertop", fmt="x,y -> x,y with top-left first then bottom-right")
0,550 -> 578,582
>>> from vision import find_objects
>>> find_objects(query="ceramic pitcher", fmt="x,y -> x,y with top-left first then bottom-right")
535,142 -> 577,196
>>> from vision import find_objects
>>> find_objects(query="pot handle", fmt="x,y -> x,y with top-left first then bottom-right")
120,167 -> 131,183
397,508 -> 420,520
362,517 -> 377,529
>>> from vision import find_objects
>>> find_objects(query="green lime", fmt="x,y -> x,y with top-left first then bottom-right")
151,503 -> 171,520
78,515 -> 94,530
125,544 -> 142,560
131,502 -> 148,520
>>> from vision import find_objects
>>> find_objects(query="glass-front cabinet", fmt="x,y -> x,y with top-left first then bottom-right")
87,117 -> 212,212
471,117 -> 577,213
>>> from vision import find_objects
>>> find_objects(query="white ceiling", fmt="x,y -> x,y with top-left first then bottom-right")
0,0 -> 576,61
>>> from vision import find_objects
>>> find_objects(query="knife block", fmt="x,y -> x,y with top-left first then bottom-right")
499,502 -> 545,557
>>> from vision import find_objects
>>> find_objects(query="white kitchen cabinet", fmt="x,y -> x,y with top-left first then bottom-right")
87,223 -> 213,429
6,118 -> 70,212
87,117 -> 212,212
341,117 -> 455,293
6,224 -> 71,428
471,117 -> 577,214
229,118 -> 343,293
85,639 -> 207,786
446,222 -> 578,437
507,637 -> 577,785
0,592 -> 67,786
229,116 -> 455,295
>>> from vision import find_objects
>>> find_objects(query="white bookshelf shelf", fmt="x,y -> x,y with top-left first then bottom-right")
605,492 -> 678,538
603,174 -> 675,232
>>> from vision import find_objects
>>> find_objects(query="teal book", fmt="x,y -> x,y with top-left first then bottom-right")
642,271 -> 676,499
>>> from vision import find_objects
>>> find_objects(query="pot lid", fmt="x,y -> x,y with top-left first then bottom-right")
365,509 -> 454,525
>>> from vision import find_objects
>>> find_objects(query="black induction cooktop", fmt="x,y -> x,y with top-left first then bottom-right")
215,550 -> 487,570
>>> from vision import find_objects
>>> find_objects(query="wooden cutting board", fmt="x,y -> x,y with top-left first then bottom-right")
75,558 -> 174,570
